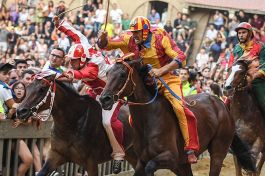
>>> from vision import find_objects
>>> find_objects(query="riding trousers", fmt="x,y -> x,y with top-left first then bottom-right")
157,73 -> 200,151
96,96 -> 125,160
252,78 -> 265,118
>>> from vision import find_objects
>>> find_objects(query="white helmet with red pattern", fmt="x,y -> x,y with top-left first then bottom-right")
66,44 -> 90,67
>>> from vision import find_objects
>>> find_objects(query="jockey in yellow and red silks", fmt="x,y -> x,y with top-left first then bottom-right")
98,16 -> 199,164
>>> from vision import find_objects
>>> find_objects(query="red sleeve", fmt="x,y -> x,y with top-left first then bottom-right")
73,63 -> 99,80
228,53 -> 234,68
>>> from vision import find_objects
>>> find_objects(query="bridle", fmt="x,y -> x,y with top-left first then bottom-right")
29,74 -> 56,121
112,59 -> 158,106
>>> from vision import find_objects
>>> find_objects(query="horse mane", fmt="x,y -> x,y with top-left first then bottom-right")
135,63 -> 157,96
55,80 -> 99,105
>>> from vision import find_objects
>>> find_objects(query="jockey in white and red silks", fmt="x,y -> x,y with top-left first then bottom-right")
53,16 -> 125,174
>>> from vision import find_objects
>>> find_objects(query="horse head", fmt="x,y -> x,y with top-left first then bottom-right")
223,59 -> 250,96
100,53 -> 143,110
17,72 -> 57,122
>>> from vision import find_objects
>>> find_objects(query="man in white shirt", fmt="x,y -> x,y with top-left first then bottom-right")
110,3 -> 123,24
205,24 -> 218,41
195,48 -> 210,70
94,3 -> 106,33
58,33 -> 70,52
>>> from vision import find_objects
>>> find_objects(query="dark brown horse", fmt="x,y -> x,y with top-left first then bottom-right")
99,58 -> 255,176
16,74 -> 137,176
224,59 -> 265,176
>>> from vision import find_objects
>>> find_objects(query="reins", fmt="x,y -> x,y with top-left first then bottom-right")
29,74 -> 57,121
113,60 -> 158,106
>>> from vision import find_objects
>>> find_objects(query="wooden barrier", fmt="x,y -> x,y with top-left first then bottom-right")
0,120 -> 133,176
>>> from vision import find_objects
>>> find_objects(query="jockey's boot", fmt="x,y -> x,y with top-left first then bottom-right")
113,160 -> 123,174
186,150 -> 197,164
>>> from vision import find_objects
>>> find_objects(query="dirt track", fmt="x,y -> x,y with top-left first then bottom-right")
155,154 -> 265,176
115,154 -> 265,176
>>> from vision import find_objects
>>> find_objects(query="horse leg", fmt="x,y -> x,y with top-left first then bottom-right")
133,159 -> 146,176
171,164 -> 193,176
233,155 -> 243,176
256,153 -> 265,175
208,138 -> 231,176
85,161 -> 98,176
36,149 -> 66,176
144,151 -> 183,176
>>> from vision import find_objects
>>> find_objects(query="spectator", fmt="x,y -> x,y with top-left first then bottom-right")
58,32 -> 70,52
237,10 -> 249,23
164,20 -> 173,38
205,24 -> 218,41
11,81 -> 42,176
110,3 -> 123,24
173,12 -> 182,40
21,69 -> 34,87
0,103 -> 4,120
195,48 -> 209,70
121,13 -> 130,30
56,1 -> 66,19
228,15 -> 239,45
7,27 -> 19,54
0,63 -> 16,119
0,22 -> 9,53
179,68 -> 197,96
15,59 -> 28,78
148,8 -> 160,24
42,47 -> 66,74
176,34 -> 190,55
213,10 -> 224,30
82,0 -> 94,18
18,8 -> 29,24
250,14 -> 264,30
94,3 -> 106,34
161,8 -> 168,26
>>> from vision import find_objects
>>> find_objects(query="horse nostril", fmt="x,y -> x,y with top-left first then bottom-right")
100,95 -> 113,104
17,108 -> 30,118
225,85 -> 232,90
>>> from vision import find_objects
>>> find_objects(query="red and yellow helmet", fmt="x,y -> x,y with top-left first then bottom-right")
129,16 -> 151,41
66,44 -> 88,67
235,22 -> 254,38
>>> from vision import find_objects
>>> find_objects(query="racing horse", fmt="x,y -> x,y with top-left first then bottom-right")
16,73 -> 138,176
99,56 -> 255,176
224,58 -> 265,176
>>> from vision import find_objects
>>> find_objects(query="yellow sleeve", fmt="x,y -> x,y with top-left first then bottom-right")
161,34 -> 186,63
161,35 -> 179,59
105,34 -> 131,53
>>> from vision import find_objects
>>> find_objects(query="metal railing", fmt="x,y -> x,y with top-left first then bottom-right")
0,120 -> 133,176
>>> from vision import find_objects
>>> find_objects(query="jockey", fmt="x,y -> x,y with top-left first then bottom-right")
98,16 -> 199,164
233,22 -> 265,118
53,16 -> 125,173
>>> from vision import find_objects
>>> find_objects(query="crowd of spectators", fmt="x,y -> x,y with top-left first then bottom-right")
0,0 -> 199,175
1,0 -> 265,174
180,10 -> 265,101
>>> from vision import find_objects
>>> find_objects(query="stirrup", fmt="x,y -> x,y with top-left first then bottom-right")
113,160 -> 123,174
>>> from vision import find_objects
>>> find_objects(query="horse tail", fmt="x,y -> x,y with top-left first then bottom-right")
230,133 -> 256,172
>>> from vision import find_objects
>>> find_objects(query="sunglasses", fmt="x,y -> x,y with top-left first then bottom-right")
50,53 -> 64,59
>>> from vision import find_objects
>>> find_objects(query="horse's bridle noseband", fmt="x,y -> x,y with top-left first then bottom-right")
112,60 -> 158,106
29,75 -> 57,121
112,59 -> 136,102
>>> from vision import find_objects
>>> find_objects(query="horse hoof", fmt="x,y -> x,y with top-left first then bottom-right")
145,160 -> 156,176
113,160 -> 123,174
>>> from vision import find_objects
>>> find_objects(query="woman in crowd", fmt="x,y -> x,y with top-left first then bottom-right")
12,82 -> 42,176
